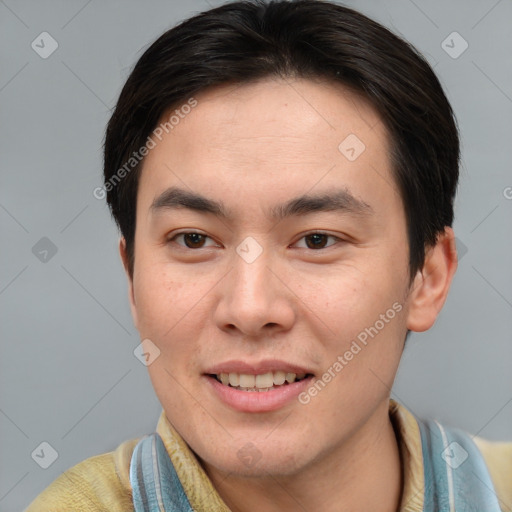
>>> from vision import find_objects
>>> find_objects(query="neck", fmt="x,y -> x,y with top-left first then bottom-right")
204,401 -> 403,512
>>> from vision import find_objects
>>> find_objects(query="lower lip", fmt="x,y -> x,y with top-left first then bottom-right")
204,375 -> 314,413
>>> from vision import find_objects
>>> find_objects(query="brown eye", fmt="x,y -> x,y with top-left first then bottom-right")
182,233 -> 206,248
169,232 -> 217,249
304,233 -> 330,249
293,232 -> 343,250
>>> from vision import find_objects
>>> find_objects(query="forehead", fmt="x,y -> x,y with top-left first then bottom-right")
137,77 -> 400,221
161,77 -> 386,160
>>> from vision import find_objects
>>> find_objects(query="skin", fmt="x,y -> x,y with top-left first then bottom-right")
119,77 -> 457,512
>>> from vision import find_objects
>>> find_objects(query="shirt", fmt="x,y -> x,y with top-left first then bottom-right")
25,400 -> 512,511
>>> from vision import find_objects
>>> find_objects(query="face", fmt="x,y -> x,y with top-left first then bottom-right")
124,77 -> 415,479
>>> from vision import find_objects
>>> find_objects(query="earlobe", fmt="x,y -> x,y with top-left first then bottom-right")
119,237 -> 138,329
406,227 -> 458,332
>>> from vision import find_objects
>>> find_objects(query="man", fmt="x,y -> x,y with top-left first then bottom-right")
26,1 -> 511,511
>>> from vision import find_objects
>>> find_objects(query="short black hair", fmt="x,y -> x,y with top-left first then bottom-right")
103,0 -> 460,279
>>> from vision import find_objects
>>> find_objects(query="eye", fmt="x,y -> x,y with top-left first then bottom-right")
294,232 -> 341,250
168,232 -> 218,249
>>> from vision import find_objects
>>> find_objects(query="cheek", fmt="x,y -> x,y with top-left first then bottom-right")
319,263 -> 401,327
307,255 -> 408,376
132,263 -> 201,339
131,260 -> 224,380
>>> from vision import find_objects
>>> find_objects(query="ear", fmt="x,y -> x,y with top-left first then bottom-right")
406,227 -> 458,332
119,237 -> 139,330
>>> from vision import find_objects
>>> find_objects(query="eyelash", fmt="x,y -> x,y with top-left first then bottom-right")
167,231 -> 343,250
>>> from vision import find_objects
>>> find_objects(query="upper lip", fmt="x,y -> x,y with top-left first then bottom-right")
204,360 -> 314,376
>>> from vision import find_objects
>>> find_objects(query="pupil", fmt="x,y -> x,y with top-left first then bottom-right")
306,234 -> 327,249
185,233 -> 204,248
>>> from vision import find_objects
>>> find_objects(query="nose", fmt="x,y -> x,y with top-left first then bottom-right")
213,248 -> 296,338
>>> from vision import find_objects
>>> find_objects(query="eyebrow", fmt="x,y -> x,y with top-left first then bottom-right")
150,186 -> 373,221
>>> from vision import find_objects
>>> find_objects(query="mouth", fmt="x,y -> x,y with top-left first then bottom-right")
208,371 -> 313,392
203,360 -> 315,412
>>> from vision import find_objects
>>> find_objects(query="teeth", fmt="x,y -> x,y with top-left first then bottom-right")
273,371 -> 286,385
239,374 -> 255,387
285,372 -> 296,383
255,372 -> 273,388
215,371 -> 308,389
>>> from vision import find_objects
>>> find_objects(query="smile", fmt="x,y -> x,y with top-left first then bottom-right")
212,371 -> 310,391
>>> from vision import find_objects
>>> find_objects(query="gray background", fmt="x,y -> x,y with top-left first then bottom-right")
1,0 -> 511,510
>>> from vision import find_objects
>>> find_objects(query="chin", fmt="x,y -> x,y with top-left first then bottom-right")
197,439 -> 311,479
